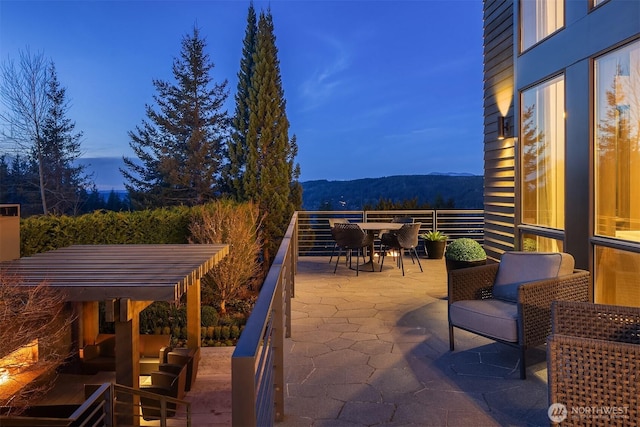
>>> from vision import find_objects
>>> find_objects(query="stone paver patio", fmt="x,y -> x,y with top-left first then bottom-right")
278,256 -> 550,426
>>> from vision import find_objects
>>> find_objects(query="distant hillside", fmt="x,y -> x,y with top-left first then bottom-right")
76,158 -> 483,210
301,174 -> 483,210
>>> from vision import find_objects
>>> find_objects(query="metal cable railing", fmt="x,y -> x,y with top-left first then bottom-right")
297,209 -> 484,256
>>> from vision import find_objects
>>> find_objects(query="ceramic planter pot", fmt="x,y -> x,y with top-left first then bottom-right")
424,240 -> 446,259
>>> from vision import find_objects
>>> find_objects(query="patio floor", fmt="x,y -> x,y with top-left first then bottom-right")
275,256 -> 550,426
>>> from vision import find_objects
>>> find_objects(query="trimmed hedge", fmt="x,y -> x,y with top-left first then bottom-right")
21,206 -> 193,256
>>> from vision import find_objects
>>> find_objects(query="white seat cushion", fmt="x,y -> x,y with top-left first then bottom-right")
449,299 -> 519,343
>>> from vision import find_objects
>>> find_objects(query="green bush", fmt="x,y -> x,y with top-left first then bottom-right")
201,306 -> 219,327
445,238 -> 486,262
221,326 -> 231,340
206,326 -> 215,339
140,302 -> 171,334
230,325 -> 240,339
213,326 -> 222,340
20,206 -> 193,257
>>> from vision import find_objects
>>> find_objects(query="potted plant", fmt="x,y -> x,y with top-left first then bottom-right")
444,238 -> 487,271
419,231 -> 447,259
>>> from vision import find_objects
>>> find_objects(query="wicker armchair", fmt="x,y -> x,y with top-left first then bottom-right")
548,301 -> 640,424
448,252 -> 590,379
331,223 -> 374,276
379,222 -> 423,275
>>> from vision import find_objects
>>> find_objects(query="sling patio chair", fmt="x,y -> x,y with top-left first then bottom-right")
328,218 -> 350,264
332,222 -> 375,276
379,222 -> 423,276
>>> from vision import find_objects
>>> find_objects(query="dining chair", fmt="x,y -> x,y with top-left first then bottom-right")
379,222 -> 423,275
332,223 -> 375,276
328,218 -> 350,263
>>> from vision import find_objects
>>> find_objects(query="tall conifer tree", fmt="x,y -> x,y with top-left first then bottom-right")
222,2 -> 257,200
40,63 -> 89,215
122,26 -> 229,209
241,9 -> 301,266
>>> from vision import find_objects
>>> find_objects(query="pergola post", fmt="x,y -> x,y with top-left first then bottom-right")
186,278 -> 201,350
81,301 -> 100,346
115,298 -> 140,426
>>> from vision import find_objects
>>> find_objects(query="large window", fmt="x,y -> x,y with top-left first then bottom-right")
520,75 -> 565,238
594,41 -> 640,242
595,246 -> 640,306
521,0 -> 564,51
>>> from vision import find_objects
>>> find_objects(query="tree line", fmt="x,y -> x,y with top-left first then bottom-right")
0,2 -> 301,269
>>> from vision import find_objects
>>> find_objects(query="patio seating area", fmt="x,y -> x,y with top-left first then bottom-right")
278,255 -> 550,426
152,254 -> 550,426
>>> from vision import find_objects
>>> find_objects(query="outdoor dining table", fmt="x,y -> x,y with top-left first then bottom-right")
352,222 -> 403,263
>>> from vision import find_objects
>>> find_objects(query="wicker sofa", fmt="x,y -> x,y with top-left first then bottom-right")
448,251 -> 590,379
547,301 -> 640,425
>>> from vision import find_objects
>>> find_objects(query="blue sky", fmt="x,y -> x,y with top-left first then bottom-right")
1,0 -> 484,188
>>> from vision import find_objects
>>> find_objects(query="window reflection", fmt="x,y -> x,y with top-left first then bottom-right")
595,246 -> 640,306
521,0 -> 564,51
594,41 -> 640,243
522,233 -> 563,252
521,75 -> 565,231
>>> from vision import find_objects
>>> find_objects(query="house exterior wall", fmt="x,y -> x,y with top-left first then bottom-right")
483,0 -> 640,302
483,0 -> 516,262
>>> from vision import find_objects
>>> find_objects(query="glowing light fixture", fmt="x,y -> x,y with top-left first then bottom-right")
0,367 -> 8,384
497,116 -> 510,140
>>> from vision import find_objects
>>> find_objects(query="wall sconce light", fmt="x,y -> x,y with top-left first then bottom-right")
497,116 -> 510,140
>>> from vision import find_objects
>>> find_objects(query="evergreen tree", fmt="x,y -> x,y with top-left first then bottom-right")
39,62 -> 90,215
122,26 -> 230,209
2,154 -> 41,216
222,1 -> 257,199
233,8 -> 301,267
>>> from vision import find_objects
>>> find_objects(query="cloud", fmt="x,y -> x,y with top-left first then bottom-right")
298,35 -> 352,111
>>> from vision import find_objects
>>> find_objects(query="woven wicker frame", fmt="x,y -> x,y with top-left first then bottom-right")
448,263 -> 590,379
548,301 -> 640,426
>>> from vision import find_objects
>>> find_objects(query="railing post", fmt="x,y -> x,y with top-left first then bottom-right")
274,271 -> 285,421
232,355 -> 257,427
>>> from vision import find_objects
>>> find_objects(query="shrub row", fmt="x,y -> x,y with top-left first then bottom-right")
21,207 -> 194,256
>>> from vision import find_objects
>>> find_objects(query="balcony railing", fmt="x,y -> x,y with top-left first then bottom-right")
231,212 -> 297,427
231,209 -> 483,426
297,210 -> 484,256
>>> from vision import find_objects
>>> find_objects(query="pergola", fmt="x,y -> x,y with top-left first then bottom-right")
0,244 -> 228,398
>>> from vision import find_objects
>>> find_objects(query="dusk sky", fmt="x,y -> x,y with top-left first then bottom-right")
1,0 -> 484,188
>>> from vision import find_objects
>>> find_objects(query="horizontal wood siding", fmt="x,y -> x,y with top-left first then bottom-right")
483,0 -> 515,262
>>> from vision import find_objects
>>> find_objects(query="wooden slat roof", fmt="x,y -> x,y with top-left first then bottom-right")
0,244 -> 229,302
